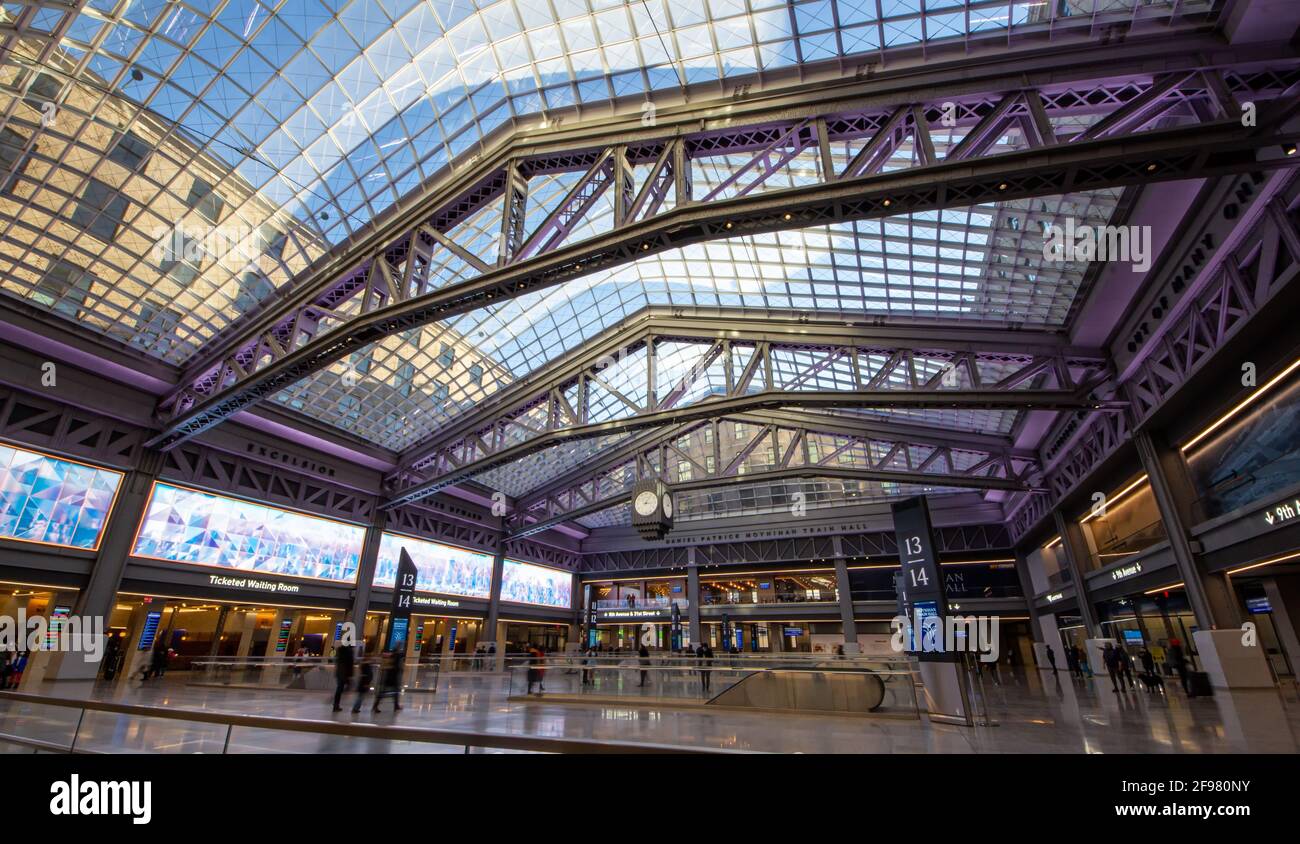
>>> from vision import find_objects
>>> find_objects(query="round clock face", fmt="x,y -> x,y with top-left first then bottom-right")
662,492 -> 673,518
633,490 -> 659,516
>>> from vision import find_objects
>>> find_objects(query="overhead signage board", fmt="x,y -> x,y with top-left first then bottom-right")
1110,561 -> 1143,581
602,608 -> 667,621
1261,497 -> 1300,528
207,574 -> 302,594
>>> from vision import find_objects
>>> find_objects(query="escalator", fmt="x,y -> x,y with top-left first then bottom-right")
706,664 -> 887,714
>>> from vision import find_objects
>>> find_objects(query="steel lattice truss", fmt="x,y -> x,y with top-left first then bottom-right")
145,55 -> 1300,450
582,523 -> 1013,572
1004,169 -> 1300,544
381,310 -> 1106,509
504,408 -> 1042,538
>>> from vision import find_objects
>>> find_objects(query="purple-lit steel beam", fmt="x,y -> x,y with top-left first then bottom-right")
145,58 -> 1300,452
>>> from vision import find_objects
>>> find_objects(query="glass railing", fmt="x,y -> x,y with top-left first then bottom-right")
0,690 -> 739,754
1087,518 -> 1167,569
188,653 -> 528,693
699,592 -> 836,606
595,597 -> 689,610
1045,568 -> 1073,590
505,653 -> 920,717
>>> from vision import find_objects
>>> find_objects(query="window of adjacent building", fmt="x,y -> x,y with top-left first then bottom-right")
107,130 -> 151,171
132,295 -> 182,354
234,271 -> 274,314
23,71 -> 61,109
0,126 -> 31,195
185,177 -> 224,223
70,178 -> 129,242
31,261 -> 93,319
393,361 -> 415,397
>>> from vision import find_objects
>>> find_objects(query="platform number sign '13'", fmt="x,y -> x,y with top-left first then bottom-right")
891,497 -> 949,644
387,547 -> 419,652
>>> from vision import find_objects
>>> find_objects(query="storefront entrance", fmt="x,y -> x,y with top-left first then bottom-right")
108,595 -> 344,678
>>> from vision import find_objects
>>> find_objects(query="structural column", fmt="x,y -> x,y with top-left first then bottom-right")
1052,509 -> 1101,639
1012,551 -> 1045,643
1134,430 -> 1239,629
832,536 -> 858,653
1263,577 -> 1300,676
484,552 -> 506,670
74,450 -> 164,625
348,509 -> 386,653
686,548 -> 701,647
569,571 -> 582,648
49,451 -> 164,681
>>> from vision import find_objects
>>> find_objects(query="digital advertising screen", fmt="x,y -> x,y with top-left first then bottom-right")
131,482 -> 364,583
373,532 -> 494,599
500,559 -> 572,609
0,444 -> 123,550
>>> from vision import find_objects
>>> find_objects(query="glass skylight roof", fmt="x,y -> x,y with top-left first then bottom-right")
0,0 -> 1214,510
0,0 -> 1206,366
274,183 -> 1116,450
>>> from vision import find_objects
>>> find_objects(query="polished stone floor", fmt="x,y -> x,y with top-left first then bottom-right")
2,666 -> 1298,753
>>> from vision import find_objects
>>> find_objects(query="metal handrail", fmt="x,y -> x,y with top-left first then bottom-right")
0,690 -> 744,754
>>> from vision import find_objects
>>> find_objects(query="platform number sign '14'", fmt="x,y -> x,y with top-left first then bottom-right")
891,497 -> 949,657
387,547 -> 419,653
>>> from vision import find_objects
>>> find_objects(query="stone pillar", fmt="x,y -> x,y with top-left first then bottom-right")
1052,509 -> 1101,639
234,610 -> 259,658
832,536 -> 858,653
120,600 -> 167,683
1013,551 -> 1045,643
208,605 -> 230,657
1134,430 -> 1240,629
1263,577 -> 1300,678
686,549 -> 701,647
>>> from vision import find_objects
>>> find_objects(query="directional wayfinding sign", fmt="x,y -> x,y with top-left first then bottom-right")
891,496 -> 951,661
892,496 -> 971,723
386,547 -> 418,653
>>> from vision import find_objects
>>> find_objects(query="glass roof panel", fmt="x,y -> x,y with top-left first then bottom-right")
275,180 -> 1111,448
0,0 -> 1207,363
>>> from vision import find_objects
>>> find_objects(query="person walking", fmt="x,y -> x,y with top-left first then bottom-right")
1065,645 -> 1079,678
638,644 -> 651,688
141,640 -> 167,681
372,648 -> 404,713
351,656 -> 375,713
1167,639 -> 1190,694
1103,643 -> 1123,692
332,643 -> 355,712
1117,647 -> 1136,690
526,643 -> 546,695
1045,644 -> 1058,675
696,641 -> 714,694
1139,646 -> 1156,679
581,645 -> 596,686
